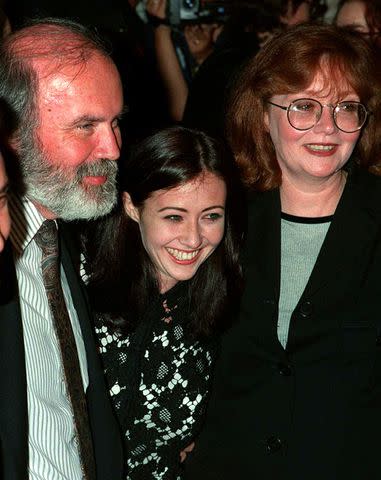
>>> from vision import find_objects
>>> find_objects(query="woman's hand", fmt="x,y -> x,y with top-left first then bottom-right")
180,442 -> 195,463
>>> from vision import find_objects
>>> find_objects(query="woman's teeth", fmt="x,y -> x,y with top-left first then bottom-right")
166,248 -> 199,260
307,144 -> 335,151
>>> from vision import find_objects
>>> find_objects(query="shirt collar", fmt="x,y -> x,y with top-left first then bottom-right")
9,192 -> 56,255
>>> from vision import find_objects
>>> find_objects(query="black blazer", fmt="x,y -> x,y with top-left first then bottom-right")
0,223 -> 123,479
185,167 -> 381,480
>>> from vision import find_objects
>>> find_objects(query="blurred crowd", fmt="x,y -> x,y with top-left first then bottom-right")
1,0 -> 380,143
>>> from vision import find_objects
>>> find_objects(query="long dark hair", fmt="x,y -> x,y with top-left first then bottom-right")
85,126 -> 246,337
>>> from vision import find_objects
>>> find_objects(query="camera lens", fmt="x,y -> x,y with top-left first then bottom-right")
182,0 -> 197,10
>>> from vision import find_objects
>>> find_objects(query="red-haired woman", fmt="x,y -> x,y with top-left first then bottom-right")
185,23 -> 381,480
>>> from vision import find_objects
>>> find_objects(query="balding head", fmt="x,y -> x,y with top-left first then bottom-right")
0,18 -> 111,153
6,19 -> 109,75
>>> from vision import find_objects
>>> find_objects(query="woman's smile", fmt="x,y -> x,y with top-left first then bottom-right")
166,247 -> 201,263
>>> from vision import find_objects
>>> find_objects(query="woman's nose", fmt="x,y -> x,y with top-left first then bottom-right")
180,220 -> 202,248
313,105 -> 338,134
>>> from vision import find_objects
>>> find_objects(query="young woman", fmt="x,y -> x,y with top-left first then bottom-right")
83,126 -> 246,479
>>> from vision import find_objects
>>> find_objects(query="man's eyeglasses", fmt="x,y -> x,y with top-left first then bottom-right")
267,98 -> 370,133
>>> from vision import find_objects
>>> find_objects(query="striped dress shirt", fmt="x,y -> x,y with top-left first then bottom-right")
9,193 -> 89,480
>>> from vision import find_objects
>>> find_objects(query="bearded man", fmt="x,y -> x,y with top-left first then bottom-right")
0,17 -> 124,480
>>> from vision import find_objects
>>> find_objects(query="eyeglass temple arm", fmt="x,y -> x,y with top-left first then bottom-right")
267,101 -> 288,111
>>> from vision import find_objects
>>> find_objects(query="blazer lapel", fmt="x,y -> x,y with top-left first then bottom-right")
300,168 -> 381,297
287,168 -> 381,351
242,189 -> 283,354
245,189 -> 281,297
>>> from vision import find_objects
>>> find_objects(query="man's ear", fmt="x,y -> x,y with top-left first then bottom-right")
7,135 -> 19,154
122,192 -> 140,223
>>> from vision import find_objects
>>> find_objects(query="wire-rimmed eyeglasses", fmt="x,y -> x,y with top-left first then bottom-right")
267,98 -> 370,133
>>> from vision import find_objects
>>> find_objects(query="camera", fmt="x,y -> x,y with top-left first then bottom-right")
167,0 -> 228,26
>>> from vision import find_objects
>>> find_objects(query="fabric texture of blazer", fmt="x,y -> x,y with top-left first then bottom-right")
185,166 -> 381,480
0,222 -> 123,480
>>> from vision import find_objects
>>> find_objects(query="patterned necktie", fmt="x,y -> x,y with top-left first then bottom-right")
35,220 -> 96,480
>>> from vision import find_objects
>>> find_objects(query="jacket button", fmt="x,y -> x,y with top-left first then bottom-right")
263,298 -> 275,306
299,301 -> 313,318
278,363 -> 292,376
266,436 -> 283,453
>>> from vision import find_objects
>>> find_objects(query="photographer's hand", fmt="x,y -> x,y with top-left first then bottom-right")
146,0 -> 188,121
146,0 -> 166,20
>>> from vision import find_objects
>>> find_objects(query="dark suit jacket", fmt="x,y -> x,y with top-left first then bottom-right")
185,167 -> 381,480
0,223 -> 123,479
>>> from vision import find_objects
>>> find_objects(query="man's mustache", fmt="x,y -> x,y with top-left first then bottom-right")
76,159 -> 118,181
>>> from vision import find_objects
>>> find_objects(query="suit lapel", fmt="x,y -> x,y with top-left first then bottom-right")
58,223 -> 124,478
58,223 -> 95,366
0,241 -> 28,478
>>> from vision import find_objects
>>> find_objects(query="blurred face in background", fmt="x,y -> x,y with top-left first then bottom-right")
280,0 -> 312,26
336,1 -> 369,33
184,23 -> 222,65
0,152 -> 10,252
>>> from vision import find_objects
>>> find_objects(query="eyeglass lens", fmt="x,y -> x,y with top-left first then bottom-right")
288,99 -> 367,132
